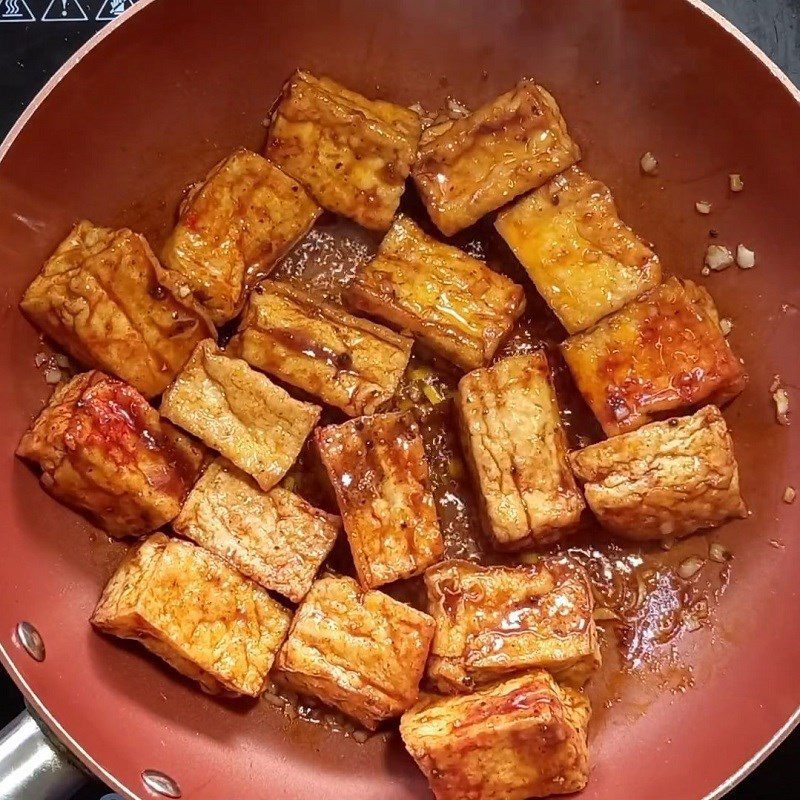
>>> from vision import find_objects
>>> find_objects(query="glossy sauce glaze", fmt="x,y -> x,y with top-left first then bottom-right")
267,185 -> 730,734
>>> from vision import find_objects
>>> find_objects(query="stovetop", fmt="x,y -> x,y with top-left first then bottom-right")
0,1 -> 797,798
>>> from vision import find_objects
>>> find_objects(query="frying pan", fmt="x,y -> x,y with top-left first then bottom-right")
0,1 -> 798,798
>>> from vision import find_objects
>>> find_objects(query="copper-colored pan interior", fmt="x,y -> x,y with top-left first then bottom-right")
0,1 -> 798,798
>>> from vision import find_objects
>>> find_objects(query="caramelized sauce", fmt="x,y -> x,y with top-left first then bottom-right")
257,186 -> 727,732
263,326 -> 353,370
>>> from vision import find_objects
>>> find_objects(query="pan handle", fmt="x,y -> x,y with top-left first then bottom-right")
0,707 -> 87,800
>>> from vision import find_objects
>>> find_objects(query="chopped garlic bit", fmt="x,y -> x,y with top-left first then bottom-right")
683,615 -> 702,633
695,200 -> 712,215
719,317 -> 733,336
770,375 -> 790,425
178,285 -> 191,298
34,352 -> 47,367
55,353 -> 70,368
678,556 -> 704,580
640,152 -> 659,175
705,244 -> 734,271
736,244 -> 755,269
446,96 -> 471,118
44,368 -> 62,385
729,173 -> 744,192
783,486 -> 796,504
708,542 -> 731,563
773,387 -> 790,426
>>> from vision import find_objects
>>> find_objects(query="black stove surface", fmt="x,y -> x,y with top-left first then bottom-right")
0,1 -> 797,797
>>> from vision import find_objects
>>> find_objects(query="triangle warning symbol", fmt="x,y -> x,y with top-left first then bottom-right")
41,0 -> 88,22
96,0 -> 135,21
0,0 -> 35,22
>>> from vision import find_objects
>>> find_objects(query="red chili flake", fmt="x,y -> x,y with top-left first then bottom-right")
184,211 -> 200,231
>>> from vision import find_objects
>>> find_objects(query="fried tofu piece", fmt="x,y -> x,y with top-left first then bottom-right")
275,574 -> 435,728
266,71 -> 421,230
425,559 -> 600,693
315,412 -> 443,588
570,405 -> 746,541
561,278 -> 748,436
400,670 -> 590,800
412,80 -> 581,236
230,280 -> 412,416
160,148 -> 320,325
173,458 -> 339,602
457,354 -> 584,550
345,216 -> 525,371
16,371 -> 205,537
92,534 -> 291,696
495,166 -> 661,333
161,340 -> 320,491
20,221 -> 213,398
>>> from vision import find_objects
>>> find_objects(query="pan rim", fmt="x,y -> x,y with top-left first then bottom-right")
0,1 -> 797,798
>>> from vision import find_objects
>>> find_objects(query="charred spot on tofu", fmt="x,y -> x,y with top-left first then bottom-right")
425,558 -> 600,693
400,670 -> 590,800
561,277 -> 748,435
19,221 -> 213,398
495,166 -> 661,333
457,353 -> 584,549
161,148 -> 320,325
315,412 -> 443,588
16,371 -> 205,537
161,340 -> 320,491
230,280 -> 412,416
173,458 -> 340,602
570,405 -> 747,541
266,71 -> 421,231
412,80 -> 581,236
92,534 -> 291,696
345,215 -> 525,371
275,573 -> 435,729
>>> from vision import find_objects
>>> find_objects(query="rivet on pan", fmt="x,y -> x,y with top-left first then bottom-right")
15,621 -> 45,662
142,770 -> 182,798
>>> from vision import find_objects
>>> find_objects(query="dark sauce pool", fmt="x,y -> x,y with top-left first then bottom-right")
263,174 -> 731,738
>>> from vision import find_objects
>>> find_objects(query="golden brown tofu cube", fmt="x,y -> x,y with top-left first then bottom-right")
570,405 -> 746,541
92,534 -> 291,696
275,574 -> 435,728
16,371 -> 205,537
315,412 -> 443,588
173,458 -> 340,602
495,166 -> 661,333
20,221 -> 213,398
266,71 -> 421,231
231,280 -> 412,416
425,559 -> 600,693
400,670 -> 590,800
345,216 -> 525,371
561,278 -> 748,436
161,340 -> 320,491
160,148 -> 320,325
412,80 -> 581,236
457,353 -> 584,550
